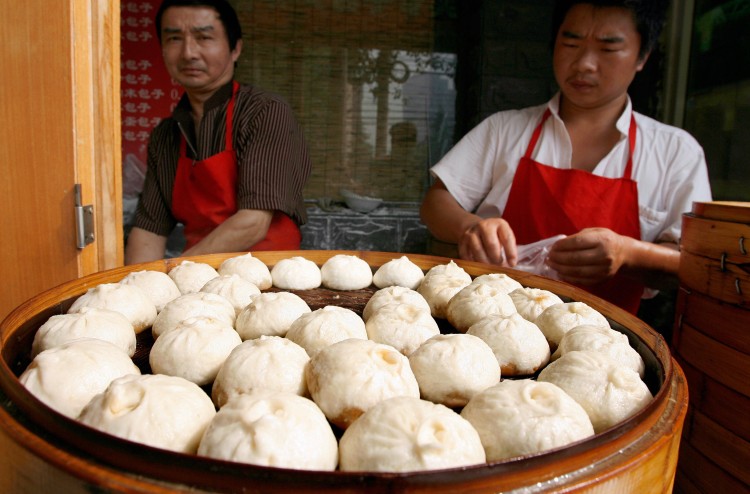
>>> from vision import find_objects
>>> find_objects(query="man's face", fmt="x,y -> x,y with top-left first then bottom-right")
160,6 -> 241,96
553,4 -> 646,112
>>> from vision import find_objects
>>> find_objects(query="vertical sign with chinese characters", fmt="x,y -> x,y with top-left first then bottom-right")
120,0 -> 181,222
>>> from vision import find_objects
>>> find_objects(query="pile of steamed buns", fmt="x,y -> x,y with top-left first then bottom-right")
19,253 -> 652,473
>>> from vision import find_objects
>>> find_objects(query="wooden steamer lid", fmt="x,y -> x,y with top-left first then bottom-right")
0,251 -> 687,493
674,202 -> 750,492
691,200 -> 750,223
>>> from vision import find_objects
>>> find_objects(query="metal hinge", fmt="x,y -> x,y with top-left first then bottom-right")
74,184 -> 94,249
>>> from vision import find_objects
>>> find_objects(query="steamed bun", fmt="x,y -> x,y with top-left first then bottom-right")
339,396 -> 485,472
285,306 -> 367,357
508,287 -> 564,323
364,303 -> 439,356
218,253 -> 272,290
467,313 -> 550,376
408,334 -> 500,407
119,270 -> 181,312
461,379 -> 594,461
417,261 -> 472,319
32,307 -> 136,358
198,391 -> 338,471
168,260 -> 219,294
552,324 -> 645,377
149,315 -> 242,386
68,282 -> 156,334
535,302 -> 609,351
372,256 -> 425,290
200,274 -> 260,315
19,338 -> 140,418
470,273 -> 523,293
537,350 -> 652,433
445,282 -> 517,332
234,291 -> 311,340
152,292 -> 235,339
320,254 -> 373,290
78,374 -> 216,454
271,256 -> 322,290
211,336 -> 310,408
306,338 -> 419,429
362,285 -> 431,322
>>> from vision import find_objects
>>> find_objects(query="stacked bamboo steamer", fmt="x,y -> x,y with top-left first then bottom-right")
673,201 -> 750,492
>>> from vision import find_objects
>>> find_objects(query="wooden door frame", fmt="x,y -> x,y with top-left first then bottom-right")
662,0 -> 695,128
0,0 -> 122,321
75,0 -> 123,273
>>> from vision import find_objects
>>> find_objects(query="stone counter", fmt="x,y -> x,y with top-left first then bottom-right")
156,202 -> 431,257
300,202 -> 429,254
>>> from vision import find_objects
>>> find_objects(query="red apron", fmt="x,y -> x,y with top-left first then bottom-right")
171,81 -> 301,251
502,108 -> 644,314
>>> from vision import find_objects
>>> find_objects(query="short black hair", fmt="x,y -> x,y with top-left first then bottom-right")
155,0 -> 243,51
551,0 -> 669,60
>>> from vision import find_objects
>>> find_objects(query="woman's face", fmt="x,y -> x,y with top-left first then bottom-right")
553,4 -> 647,113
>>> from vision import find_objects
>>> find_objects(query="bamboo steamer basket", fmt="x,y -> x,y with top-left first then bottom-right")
673,202 -> 750,492
0,251 -> 687,493
679,201 -> 750,307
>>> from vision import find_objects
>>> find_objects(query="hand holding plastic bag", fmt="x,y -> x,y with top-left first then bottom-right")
513,235 -> 566,280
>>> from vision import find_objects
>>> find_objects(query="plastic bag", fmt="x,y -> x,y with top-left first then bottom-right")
513,234 -> 566,280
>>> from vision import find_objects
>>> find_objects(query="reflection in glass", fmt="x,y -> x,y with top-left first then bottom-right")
233,0 -> 458,205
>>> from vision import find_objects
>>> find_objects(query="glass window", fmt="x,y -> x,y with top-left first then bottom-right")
233,0 -> 458,203
683,0 -> 750,201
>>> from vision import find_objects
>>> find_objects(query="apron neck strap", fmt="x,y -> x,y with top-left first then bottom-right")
624,113 -> 636,179
225,81 -> 239,151
179,81 -> 239,157
524,108 -> 637,179
523,108 -> 551,160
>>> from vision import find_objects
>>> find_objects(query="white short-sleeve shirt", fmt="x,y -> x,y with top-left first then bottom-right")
430,94 -> 712,244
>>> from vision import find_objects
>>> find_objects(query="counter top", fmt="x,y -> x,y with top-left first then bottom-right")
305,201 -> 421,218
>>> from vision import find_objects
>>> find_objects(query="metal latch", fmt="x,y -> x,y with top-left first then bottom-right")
74,184 -> 94,249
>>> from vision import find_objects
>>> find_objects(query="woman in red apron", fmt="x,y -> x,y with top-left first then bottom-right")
502,109 -> 644,314
171,82 -> 301,252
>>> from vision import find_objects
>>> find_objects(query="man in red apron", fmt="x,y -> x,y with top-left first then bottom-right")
125,0 -> 310,265
169,81 -> 301,253
420,0 -> 711,314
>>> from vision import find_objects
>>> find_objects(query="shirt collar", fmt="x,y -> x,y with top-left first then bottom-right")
172,80 -> 235,123
547,92 -> 634,138
615,97 -> 634,136
547,92 -> 562,116
172,81 -> 234,141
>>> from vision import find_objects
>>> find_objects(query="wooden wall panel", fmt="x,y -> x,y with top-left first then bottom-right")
0,0 -> 80,319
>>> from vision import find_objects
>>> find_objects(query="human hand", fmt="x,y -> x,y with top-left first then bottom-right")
546,228 -> 632,285
458,218 -> 518,266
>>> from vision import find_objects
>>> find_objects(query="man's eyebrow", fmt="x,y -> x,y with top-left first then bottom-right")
560,30 -> 625,44
162,25 -> 216,34
561,30 -> 584,40
597,34 -> 625,44
190,25 -> 216,34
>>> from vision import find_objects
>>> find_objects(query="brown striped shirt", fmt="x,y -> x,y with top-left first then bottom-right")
134,81 -> 312,237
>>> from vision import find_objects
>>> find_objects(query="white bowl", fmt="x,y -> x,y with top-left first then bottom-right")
340,189 -> 383,213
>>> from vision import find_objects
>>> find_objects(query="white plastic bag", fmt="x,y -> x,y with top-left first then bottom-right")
513,235 -> 566,279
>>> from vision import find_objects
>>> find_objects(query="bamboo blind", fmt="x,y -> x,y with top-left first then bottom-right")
232,0 -> 458,203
